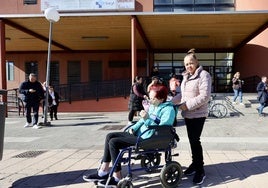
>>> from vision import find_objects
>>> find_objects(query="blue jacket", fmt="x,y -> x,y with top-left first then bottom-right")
131,101 -> 175,139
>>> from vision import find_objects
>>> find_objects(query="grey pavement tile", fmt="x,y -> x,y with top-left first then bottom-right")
1,94 -> 268,187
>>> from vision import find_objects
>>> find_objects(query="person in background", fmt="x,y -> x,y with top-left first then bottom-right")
19,73 -> 44,129
169,74 -> 180,97
256,76 -> 268,117
150,66 -> 159,77
41,81 -> 47,118
232,72 -> 244,105
48,85 -> 60,120
147,76 -> 160,93
83,84 -> 175,187
172,48 -> 211,185
127,76 -> 147,126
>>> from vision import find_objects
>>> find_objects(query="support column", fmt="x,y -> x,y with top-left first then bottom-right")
0,20 -> 7,117
131,16 -> 137,84
0,20 -> 7,90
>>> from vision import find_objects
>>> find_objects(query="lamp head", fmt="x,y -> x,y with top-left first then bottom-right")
44,7 -> 60,22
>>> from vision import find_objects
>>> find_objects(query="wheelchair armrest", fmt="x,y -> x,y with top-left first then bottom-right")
135,125 -> 178,152
123,124 -> 133,132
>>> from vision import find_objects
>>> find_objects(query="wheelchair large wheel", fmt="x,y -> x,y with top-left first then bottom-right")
141,153 -> 161,172
117,179 -> 134,188
160,161 -> 182,188
211,103 -> 228,118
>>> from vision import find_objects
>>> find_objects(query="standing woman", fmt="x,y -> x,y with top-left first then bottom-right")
172,49 -> 211,185
232,72 -> 244,104
128,76 -> 147,125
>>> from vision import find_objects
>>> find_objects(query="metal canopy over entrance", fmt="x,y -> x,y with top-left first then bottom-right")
2,11 -> 268,52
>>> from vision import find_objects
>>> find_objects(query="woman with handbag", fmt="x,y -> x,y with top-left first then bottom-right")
232,72 -> 244,105
127,76 -> 147,126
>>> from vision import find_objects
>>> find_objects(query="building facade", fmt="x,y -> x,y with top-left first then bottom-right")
0,0 -> 268,112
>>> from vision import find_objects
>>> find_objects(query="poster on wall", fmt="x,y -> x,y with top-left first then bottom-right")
41,0 -> 135,12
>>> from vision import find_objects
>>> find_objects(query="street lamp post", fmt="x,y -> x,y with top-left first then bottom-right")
43,7 -> 60,126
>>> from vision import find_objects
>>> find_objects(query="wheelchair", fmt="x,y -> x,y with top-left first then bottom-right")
97,125 -> 182,188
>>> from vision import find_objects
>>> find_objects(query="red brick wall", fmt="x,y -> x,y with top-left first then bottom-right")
59,96 -> 129,112
234,0 -> 268,79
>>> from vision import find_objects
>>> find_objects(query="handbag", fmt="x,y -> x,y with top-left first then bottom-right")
232,84 -> 239,90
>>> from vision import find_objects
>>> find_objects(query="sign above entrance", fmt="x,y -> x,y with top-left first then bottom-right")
41,0 -> 135,12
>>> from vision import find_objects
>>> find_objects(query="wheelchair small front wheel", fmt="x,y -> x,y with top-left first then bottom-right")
117,179 -> 134,188
160,161 -> 182,188
141,153 -> 161,172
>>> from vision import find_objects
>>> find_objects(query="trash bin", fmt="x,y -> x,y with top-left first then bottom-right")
0,90 -> 7,161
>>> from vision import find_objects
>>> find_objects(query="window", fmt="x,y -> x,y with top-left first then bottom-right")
25,61 -> 38,80
6,61 -> 14,81
195,0 -> 214,5
174,0 -> 194,5
23,0 -> 37,5
194,5 -> 214,11
215,6 -> 234,11
215,0 -> 235,4
154,52 -> 234,92
89,61 -> 102,82
154,0 -> 235,12
154,0 -> 173,5
50,61 -> 60,86
67,61 -> 81,84
174,7 -> 193,11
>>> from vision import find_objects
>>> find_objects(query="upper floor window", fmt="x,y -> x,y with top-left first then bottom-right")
24,0 -> 37,5
154,0 -> 235,12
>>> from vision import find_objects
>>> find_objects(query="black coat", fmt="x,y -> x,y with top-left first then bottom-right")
257,82 -> 268,104
19,81 -> 44,103
128,83 -> 146,111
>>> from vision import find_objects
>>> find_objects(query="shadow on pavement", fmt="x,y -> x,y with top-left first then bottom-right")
42,121 -> 122,127
12,169 -> 97,188
12,156 -> 268,187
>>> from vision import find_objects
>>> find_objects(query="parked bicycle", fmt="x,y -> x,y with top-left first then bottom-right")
208,94 -> 228,118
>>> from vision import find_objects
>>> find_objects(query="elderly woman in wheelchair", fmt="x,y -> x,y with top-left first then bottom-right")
83,84 -> 182,187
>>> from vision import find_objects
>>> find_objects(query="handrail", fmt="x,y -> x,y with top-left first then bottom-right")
7,80 -> 131,112
54,79 -> 131,103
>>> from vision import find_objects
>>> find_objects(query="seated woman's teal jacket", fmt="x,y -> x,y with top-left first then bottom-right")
131,101 -> 175,139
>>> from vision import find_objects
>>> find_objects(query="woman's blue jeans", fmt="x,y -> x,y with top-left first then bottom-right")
233,88 -> 243,103
258,103 -> 266,114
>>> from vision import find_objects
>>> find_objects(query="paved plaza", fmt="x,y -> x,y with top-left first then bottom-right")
0,94 -> 268,188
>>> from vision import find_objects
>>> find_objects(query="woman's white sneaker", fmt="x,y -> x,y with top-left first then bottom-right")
24,123 -> 31,128
32,124 -> 42,129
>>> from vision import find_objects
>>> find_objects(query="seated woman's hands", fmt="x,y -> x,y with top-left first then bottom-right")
139,110 -> 148,120
128,128 -> 134,135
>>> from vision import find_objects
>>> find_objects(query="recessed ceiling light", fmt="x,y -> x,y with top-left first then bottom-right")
181,35 -> 209,38
81,36 -> 109,41
19,37 -> 36,39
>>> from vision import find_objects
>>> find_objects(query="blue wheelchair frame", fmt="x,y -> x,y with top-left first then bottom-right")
102,125 -> 182,188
